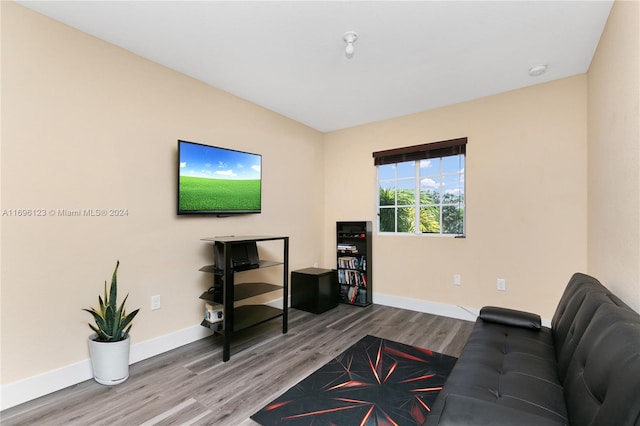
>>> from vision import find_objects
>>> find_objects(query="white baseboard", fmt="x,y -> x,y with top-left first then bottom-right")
0,359 -> 94,412
129,324 -> 213,364
372,293 -> 551,327
373,292 -> 480,322
0,325 -> 213,411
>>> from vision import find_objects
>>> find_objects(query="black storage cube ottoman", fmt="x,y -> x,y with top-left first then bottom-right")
291,268 -> 338,314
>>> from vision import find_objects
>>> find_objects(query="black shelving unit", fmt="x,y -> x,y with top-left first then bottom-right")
199,236 -> 288,361
337,221 -> 372,306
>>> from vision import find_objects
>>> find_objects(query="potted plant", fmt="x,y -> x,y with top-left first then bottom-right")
83,260 -> 140,385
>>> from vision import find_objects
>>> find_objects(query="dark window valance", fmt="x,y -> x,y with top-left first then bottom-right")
373,137 -> 467,166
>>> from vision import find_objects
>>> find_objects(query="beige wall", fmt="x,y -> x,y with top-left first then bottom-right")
323,76 -> 589,319
1,2 -> 324,384
587,0 -> 640,312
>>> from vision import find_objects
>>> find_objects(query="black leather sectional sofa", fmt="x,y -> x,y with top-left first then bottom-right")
425,273 -> 640,426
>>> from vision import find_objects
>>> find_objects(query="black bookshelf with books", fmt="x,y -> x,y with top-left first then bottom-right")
336,221 -> 372,306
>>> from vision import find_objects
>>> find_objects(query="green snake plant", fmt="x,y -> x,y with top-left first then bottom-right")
83,261 -> 140,342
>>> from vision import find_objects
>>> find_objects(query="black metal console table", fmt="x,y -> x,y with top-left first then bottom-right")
199,235 -> 289,361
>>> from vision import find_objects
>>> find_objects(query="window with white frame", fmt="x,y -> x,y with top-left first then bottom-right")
373,138 -> 466,235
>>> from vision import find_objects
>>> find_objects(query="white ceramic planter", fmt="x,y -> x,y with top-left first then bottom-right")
87,334 -> 131,385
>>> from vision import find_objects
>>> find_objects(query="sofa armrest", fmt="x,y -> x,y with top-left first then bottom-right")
428,394 -> 566,426
479,306 -> 541,329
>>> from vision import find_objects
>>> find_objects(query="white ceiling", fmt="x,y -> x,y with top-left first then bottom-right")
17,1 -> 613,132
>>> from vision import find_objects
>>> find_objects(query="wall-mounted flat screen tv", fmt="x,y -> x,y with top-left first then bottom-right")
177,140 -> 262,215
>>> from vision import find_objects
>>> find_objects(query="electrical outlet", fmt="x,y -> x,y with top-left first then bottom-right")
151,295 -> 161,310
453,274 -> 461,286
497,279 -> 506,291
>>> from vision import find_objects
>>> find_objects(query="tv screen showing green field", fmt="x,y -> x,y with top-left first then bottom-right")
178,141 -> 261,214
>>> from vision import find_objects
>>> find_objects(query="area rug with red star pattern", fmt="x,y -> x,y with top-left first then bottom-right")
250,335 -> 457,425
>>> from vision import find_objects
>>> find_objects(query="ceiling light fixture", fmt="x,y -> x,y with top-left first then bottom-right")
528,64 -> 548,77
343,31 -> 358,59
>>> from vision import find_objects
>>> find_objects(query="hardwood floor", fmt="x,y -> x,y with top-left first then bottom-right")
1,304 -> 474,426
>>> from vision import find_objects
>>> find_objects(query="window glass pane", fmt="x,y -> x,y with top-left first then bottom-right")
442,154 -> 464,174
419,206 -> 441,233
379,185 -> 395,206
442,206 -> 464,234
441,174 -> 463,204
419,158 -> 439,177
396,179 -> 415,206
378,164 -> 396,180
397,207 -> 414,232
420,176 -> 440,204
379,208 -> 395,232
396,161 -> 415,179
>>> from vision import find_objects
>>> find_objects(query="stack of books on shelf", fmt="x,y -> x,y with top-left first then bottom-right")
338,269 -> 367,287
337,243 -> 358,253
338,256 -> 366,270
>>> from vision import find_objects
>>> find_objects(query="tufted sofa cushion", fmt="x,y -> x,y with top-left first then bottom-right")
562,302 -> 640,425
425,314 -> 567,425
550,273 -> 628,381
